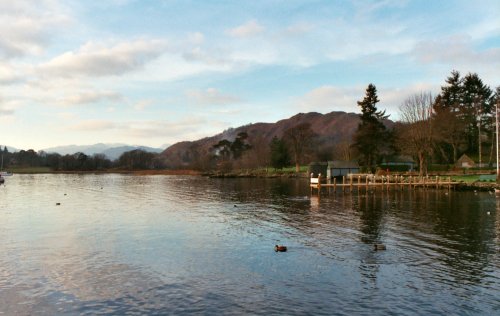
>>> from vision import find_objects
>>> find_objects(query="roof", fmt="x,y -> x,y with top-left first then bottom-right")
383,155 -> 415,163
456,154 -> 475,163
327,160 -> 359,168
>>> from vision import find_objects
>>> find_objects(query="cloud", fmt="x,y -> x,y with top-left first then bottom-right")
187,32 -> 205,45
0,63 -> 23,84
65,117 -> 206,137
414,36 -> 500,66
294,83 -> 440,119
182,46 -> 230,65
58,91 -> 124,106
0,95 -> 20,116
0,0 -> 71,58
38,39 -> 167,78
185,88 -> 241,106
119,118 -> 227,141
294,86 -> 362,113
378,83 -> 439,119
0,106 -> 14,116
226,20 -> 265,38
283,22 -> 313,36
133,99 -> 153,111
68,120 -> 117,131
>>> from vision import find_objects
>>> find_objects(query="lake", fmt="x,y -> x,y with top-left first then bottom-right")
0,174 -> 499,315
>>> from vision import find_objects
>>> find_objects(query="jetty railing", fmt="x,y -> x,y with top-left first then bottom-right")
310,173 -> 460,194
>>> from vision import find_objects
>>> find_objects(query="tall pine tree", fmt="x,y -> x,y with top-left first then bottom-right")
353,84 -> 387,172
432,71 -> 493,163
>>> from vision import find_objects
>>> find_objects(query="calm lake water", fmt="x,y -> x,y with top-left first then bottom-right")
0,174 -> 499,315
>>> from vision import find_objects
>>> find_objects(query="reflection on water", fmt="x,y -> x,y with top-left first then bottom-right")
0,174 -> 499,315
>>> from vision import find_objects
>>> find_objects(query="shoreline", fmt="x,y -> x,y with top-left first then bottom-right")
4,169 -> 499,190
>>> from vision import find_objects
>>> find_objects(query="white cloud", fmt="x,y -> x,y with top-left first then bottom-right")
58,91 -> 124,106
294,83 -> 440,119
0,63 -> 23,84
0,95 -> 22,116
378,83 -> 439,119
182,46 -> 230,65
133,99 -> 153,111
185,88 -> 241,106
38,39 -> 167,78
414,36 -> 500,66
68,120 -> 117,131
294,86 -> 362,113
226,20 -> 265,38
187,32 -> 205,45
0,0 -> 71,58
64,117 -> 221,143
283,22 -> 313,36
0,106 -> 14,116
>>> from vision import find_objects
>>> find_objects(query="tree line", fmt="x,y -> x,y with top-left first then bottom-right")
0,147 -> 164,171
206,70 -> 499,176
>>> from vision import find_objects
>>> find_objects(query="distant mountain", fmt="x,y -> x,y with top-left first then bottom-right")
43,143 -> 165,160
1,145 -> 18,152
160,111 -> 393,168
101,146 -> 164,160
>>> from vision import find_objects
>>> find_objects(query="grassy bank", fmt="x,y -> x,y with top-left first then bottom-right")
451,174 -> 497,184
6,166 -> 53,174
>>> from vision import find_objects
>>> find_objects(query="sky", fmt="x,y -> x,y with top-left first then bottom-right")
0,0 -> 499,151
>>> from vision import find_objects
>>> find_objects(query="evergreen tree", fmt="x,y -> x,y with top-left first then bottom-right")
433,71 -> 493,163
353,84 -> 387,172
230,132 -> 251,159
436,70 -> 463,112
462,73 -> 493,159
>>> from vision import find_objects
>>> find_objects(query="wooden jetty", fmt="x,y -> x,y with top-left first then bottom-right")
310,173 -> 460,194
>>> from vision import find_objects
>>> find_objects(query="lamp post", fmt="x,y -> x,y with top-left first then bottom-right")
496,100 -> 499,182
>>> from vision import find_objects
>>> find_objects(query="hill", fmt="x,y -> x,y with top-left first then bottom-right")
161,111 -> 392,168
43,143 -> 165,160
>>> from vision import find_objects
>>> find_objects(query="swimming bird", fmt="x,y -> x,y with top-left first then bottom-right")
373,244 -> 386,251
275,245 -> 287,252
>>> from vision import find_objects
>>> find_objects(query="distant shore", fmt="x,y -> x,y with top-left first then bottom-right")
4,167 -> 499,190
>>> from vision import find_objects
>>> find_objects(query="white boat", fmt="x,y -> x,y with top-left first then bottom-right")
0,154 -> 12,178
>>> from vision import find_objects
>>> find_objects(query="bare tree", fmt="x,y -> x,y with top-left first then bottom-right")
397,92 -> 434,176
284,123 -> 315,172
333,141 -> 353,161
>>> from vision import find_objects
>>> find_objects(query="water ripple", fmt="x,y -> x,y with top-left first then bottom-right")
0,175 -> 498,315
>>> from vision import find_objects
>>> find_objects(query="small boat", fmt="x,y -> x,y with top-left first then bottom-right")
0,154 -> 12,177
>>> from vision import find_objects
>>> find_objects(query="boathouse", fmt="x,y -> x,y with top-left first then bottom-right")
326,160 -> 359,179
380,155 -> 416,172
455,154 -> 475,169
